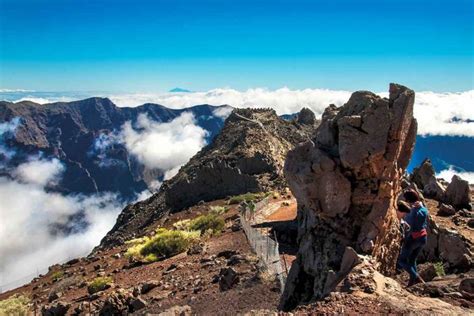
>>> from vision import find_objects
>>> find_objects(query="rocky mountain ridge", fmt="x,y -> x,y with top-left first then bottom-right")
99,107 -> 319,248
0,98 -> 228,197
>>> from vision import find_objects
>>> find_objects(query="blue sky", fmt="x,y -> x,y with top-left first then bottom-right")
0,0 -> 472,92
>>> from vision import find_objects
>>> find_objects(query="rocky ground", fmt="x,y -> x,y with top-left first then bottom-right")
2,191 -> 471,315
0,199 -> 282,315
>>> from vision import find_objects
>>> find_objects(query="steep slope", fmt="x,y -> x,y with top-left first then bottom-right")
0,98 -> 227,197
99,108 -> 318,248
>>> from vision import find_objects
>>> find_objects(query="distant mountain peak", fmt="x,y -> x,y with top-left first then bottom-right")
169,87 -> 192,93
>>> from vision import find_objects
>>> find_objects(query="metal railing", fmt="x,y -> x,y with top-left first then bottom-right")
239,198 -> 287,291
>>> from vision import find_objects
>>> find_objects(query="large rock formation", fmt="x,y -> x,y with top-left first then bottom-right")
99,108 -> 318,248
411,158 -> 436,190
444,175 -> 471,210
410,159 -> 448,202
420,217 -> 473,271
279,84 -> 417,311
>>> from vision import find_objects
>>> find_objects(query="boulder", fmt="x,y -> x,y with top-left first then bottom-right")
444,175 -> 471,210
468,218 -> 474,228
438,204 -> 456,216
279,84 -> 417,311
423,177 -> 446,201
410,274 -> 474,306
411,159 -> 436,190
48,291 -> 63,303
99,289 -> 132,315
438,229 -> 473,270
140,280 -> 159,294
420,217 -> 473,271
297,107 -> 316,125
219,267 -> 239,291
417,263 -> 438,282
459,278 -> 474,294
129,296 -> 147,312
41,301 -> 70,316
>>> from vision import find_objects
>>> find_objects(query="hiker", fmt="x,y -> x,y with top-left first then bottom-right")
395,200 -> 411,273
396,190 -> 429,286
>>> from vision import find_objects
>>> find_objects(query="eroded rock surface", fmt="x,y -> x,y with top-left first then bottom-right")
444,175 -> 471,210
411,159 -> 447,200
411,158 -> 436,190
280,84 -> 417,311
420,217 -> 473,271
99,108 -> 318,248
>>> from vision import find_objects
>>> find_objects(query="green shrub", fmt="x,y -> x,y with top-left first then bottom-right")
173,219 -> 192,230
140,229 -> 200,261
51,270 -> 64,282
434,262 -> 445,276
87,277 -> 113,294
0,294 -> 30,315
125,236 -> 151,259
188,213 -> 225,235
210,205 -> 229,215
228,192 -> 267,205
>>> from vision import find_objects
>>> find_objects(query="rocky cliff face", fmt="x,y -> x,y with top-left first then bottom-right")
99,108 -> 318,248
279,84 -> 417,310
0,98 -> 227,197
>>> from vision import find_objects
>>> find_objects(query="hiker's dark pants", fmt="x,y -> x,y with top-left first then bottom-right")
397,235 -> 427,285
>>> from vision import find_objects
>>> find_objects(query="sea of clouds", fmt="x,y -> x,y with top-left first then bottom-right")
0,87 -> 472,290
0,112 -> 208,291
3,87 -> 473,137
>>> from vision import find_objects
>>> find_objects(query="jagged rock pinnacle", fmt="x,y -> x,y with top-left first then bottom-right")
279,83 -> 417,311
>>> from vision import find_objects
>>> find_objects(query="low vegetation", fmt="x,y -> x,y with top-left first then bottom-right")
188,213 -> 225,235
209,205 -> 229,215
173,219 -> 192,230
87,276 -> 113,294
51,270 -> 64,282
141,229 -> 200,260
228,192 -> 268,205
126,228 -> 200,263
0,294 -> 30,315
434,262 -> 446,276
126,209 -> 227,263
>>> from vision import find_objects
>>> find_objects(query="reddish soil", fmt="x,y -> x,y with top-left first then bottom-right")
0,201 -> 280,314
425,198 -> 474,243
266,203 -> 297,222
291,292 -> 403,315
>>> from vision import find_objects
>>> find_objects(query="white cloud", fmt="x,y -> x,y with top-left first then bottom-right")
13,97 -> 58,104
412,90 -> 474,137
14,158 -> 64,186
121,112 -> 208,171
437,167 -> 474,184
0,113 -> 208,290
0,158 -> 127,291
108,87 -> 352,118
0,162 -> 124,290
0,117 -> 21,160
4,87 -> 473,136
212,105 -> 234,120
0,89 -> 35,93
163,166 -> 181,180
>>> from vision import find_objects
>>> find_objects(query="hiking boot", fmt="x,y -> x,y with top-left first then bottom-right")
407,275 -> 425,287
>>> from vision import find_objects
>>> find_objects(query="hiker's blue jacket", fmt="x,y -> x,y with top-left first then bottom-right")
404,203 -> 428,238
